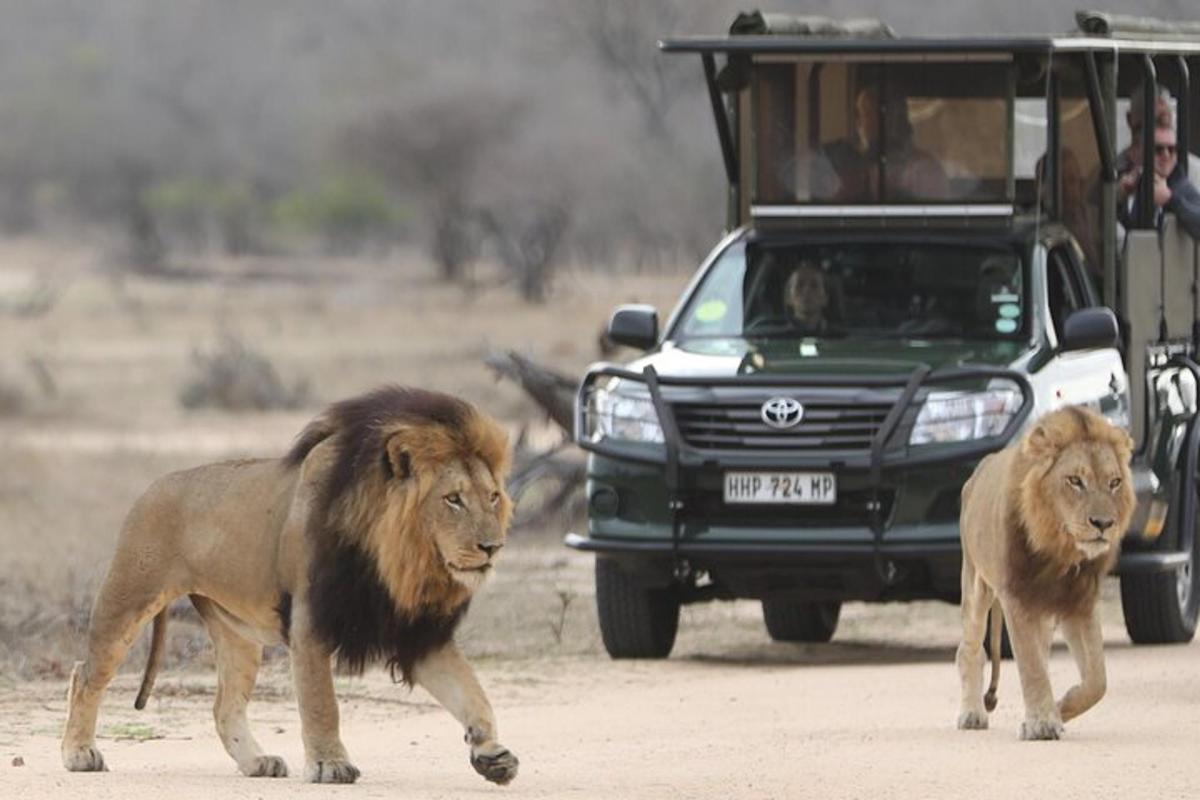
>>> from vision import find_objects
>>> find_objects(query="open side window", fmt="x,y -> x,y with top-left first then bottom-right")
751,58 -> 1012,207
1047,245 -> 1085,343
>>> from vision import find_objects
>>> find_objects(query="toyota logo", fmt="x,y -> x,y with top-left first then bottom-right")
761,397 -> 804,429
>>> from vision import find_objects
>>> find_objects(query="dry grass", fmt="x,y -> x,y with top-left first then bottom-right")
0,236 -> 689,680
179,335 -> 310,411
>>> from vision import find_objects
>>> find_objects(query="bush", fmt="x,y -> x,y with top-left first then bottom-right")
271,174 -> 403,254
180,336 -> 309,412
146,177 -> 267,255
0,380 -> 23,416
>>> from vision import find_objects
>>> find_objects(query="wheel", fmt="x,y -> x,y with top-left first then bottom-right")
594,558 -> 680,659
1120,465 -> 1200,644
761,599 -> 840,643
1120,545 -> 1199,644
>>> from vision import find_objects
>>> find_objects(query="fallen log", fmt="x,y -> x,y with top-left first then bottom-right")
484,350 -> 577,433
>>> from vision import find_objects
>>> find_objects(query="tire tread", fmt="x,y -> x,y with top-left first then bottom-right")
595,559 -> 680,659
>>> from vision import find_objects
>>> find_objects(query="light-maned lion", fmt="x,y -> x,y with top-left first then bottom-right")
956,405 -> 1134,740
62,386 -> 519,784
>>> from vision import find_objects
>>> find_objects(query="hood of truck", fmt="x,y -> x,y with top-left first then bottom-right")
629,337 -> 1028,378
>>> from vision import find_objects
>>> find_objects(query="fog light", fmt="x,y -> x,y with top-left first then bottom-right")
590,487 -> 620,518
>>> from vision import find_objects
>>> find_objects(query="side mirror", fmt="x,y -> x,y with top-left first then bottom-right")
607,304 -> 659,350
1061,306 -> 1119,352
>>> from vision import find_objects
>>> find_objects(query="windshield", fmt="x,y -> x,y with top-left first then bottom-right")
672,240 -> 1026,342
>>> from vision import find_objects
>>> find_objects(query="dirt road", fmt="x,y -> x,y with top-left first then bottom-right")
2,635 -> 1197,800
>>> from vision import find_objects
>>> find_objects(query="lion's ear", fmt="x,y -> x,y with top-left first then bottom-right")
383,433 -> 413,480
1116,429 -> 1135,462
1020,422 -> 1057,460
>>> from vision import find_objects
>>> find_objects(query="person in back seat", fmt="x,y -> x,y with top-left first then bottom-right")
813,86 -> 948,203
1117,92 -> 1200,239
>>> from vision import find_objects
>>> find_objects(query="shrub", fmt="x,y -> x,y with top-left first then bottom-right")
146,177 -> 267,255
180,336 -> 309,412
271,174 -> 403,254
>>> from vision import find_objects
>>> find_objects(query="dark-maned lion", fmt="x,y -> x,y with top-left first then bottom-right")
955,405 -> 1134,739
62,386 -> 518,784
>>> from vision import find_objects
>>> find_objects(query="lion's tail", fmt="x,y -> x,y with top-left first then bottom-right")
984,599 -> 1002,712
134,608 -> 168,710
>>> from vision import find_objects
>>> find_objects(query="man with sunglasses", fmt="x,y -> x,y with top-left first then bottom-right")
1117,95 -> 1200,239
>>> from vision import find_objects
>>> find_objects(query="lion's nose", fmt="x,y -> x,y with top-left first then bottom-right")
1089,517 -> 1114,533
478,543 -> 503,558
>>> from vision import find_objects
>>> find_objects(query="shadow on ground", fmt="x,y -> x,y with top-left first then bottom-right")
682,639 -> 957,668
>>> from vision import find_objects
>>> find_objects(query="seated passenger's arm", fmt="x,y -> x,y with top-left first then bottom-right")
1167,173 -> 1200,239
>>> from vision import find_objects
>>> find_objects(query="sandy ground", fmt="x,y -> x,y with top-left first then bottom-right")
3,239 -> 1199,799
1,634 -> 1197,800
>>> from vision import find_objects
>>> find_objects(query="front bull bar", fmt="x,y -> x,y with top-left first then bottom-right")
573,362 -> 1035,586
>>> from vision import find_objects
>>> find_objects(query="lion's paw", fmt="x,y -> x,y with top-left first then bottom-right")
957,709 -> 989,730
1019,718 -> 1064,741
305,758 -> 360,783
63,744 -> 107,772
244,755 -> 288,778
471,742 -> 519,785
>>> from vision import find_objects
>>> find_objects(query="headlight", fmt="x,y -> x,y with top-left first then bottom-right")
583,382 -> 664,444
909,384 -> 1021,445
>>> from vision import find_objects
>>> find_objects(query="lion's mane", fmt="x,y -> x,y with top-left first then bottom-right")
284,386 -> 511,683
1007,405 -> 1134,617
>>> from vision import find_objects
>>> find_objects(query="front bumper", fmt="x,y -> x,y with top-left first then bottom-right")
565,530 -> 964,602
565,530 -> 958,559
565,531 -> 1184,575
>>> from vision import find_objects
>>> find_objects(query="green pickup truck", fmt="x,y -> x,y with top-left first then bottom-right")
568,10 -> 1200,658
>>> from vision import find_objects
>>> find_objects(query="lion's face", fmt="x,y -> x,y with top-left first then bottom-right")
422,456 -> 511,590
1019,409 -> 1135,566
1040,439 -> 1133,560
336,406 -> 515,613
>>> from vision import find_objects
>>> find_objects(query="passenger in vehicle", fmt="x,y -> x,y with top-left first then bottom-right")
1117,93 -> 1200,239
782,260 -> 831,333
812,86 -> 948,203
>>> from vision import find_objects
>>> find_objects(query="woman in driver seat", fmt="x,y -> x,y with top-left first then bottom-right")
783,260 -> 831,334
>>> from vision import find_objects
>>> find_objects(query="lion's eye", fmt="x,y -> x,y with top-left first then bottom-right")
1109,477 -> 1122,491
1067,475 -> 1085,490
444,492 -> 465,510
489,491 -> 501,507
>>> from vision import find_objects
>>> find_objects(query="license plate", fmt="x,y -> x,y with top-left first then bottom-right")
723,471 -> 837,505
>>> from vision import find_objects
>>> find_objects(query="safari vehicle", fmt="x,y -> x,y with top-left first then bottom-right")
566,10 -> 1200,658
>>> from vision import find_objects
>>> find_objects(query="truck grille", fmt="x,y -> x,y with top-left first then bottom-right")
671,399 -> 894,451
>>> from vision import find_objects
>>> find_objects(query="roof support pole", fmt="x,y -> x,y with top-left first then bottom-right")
1138,56 -> 1158,230
1094,52 -> 1119,306
1178,56 -> 1191,177
1085,51 -> 1117,181
702,53 -> 739,188
1047,68 -> 1062,220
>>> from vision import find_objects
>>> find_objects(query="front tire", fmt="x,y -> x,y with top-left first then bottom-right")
595,558 -> 680,659
1120,548 -> 1199,644
761,599 -> 840,643
1121,466 -> 1200,644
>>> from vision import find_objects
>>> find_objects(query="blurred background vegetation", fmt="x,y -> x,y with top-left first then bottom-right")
0,0 -> 1189,301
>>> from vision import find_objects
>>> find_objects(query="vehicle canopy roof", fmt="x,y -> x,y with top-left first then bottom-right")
662,10 -> 1200,57
664,8 -> 1200,306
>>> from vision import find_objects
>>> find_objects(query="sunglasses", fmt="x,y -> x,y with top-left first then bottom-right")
1155,143 -> 1178,156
